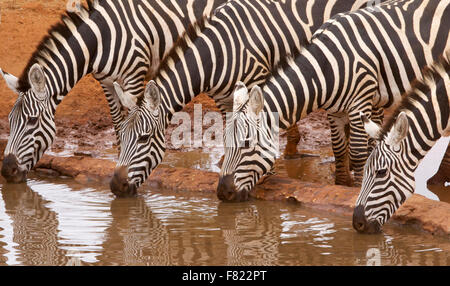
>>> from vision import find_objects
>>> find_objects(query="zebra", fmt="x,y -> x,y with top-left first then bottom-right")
110,0 -> 380,198
353,54 -> 450,234
217,0 -> 450,201
0,0 -> 227,183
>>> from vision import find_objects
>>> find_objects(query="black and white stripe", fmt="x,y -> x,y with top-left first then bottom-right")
353,54 -> 450,233
0,0 -> 225,182
112,0 -> 379,197
218,0 -> 449,199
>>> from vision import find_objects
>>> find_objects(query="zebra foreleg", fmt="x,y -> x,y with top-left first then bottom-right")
284,123 -> 301,159
327,113 -> 353,187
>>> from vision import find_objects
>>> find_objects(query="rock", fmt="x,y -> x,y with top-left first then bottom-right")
75,174 -> 90,184
35,155 -> 116,183
33,168 -> 60,178
393,195 -> 450,236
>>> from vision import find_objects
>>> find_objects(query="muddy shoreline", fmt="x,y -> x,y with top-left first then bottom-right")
1,136 -> 450,237
8,152 -> 444,238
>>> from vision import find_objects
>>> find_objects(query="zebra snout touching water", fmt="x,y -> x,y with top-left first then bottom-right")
218,84 -> 278,201
218,83 -> 277,202
1,154 -> 27,184
353,54 -> 450,234
110,81 -> 166,198
110,165 -> 137,198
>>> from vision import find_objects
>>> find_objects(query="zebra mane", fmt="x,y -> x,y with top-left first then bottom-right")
264,38 -> 319,89
267,42 -> 306,79
379,54 -> 450,139
16,0 -> 98,93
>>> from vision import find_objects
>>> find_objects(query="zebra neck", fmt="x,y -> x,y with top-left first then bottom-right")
152,20 -> 221,120
261,42 -> 337,129
393,72 -> 450,167
28,11 -> 104,104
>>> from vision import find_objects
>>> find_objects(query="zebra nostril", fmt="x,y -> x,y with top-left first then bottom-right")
355,222 -> 365,231
217,174 -> 238,202
1,154 -> 27,183
353,205 -> 368,233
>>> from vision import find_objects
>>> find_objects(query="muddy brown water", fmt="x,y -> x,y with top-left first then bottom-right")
0,174 -> 449,266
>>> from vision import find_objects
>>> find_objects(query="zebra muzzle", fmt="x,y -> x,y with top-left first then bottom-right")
217,174 -> 249,202
110,166 -> 137,198
1,154 -> 27,184
352,205 -> 382,234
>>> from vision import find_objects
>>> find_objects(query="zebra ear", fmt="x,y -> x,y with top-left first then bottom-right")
232,81 -> 249,112
0,68 -> 19,94
360,112 -> 381,140
386,112 -> 409,148
144,81 -> 161,113
113,82 -> 137,110
249,85 -> 264,116
28,63 -> 46,100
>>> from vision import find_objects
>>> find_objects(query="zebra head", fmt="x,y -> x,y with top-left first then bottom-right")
218,82 -> 277,202
1,64 -> 56,183
353,112 -> 412,234
110,80 -> 166,197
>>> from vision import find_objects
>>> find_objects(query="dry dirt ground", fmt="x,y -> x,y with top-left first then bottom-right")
0,0 -> 331,160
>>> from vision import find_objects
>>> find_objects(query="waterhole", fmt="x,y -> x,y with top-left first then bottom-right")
0,175 -> 448,266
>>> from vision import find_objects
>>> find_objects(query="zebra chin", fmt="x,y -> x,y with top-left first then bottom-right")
1,154 -> 28,184
352,205 -> 382,234
110,166 -> 138,198
216,174 -> 250,202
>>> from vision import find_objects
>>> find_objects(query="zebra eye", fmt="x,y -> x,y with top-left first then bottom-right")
28,116 -> 39,126
138,134 -> 150,144
375,168 -> 388,178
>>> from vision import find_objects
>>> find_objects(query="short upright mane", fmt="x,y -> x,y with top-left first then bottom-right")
16,0 -> 97,93
380,54 -> 450,139
155,15 -> 209,78
265,39 -> 309,86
